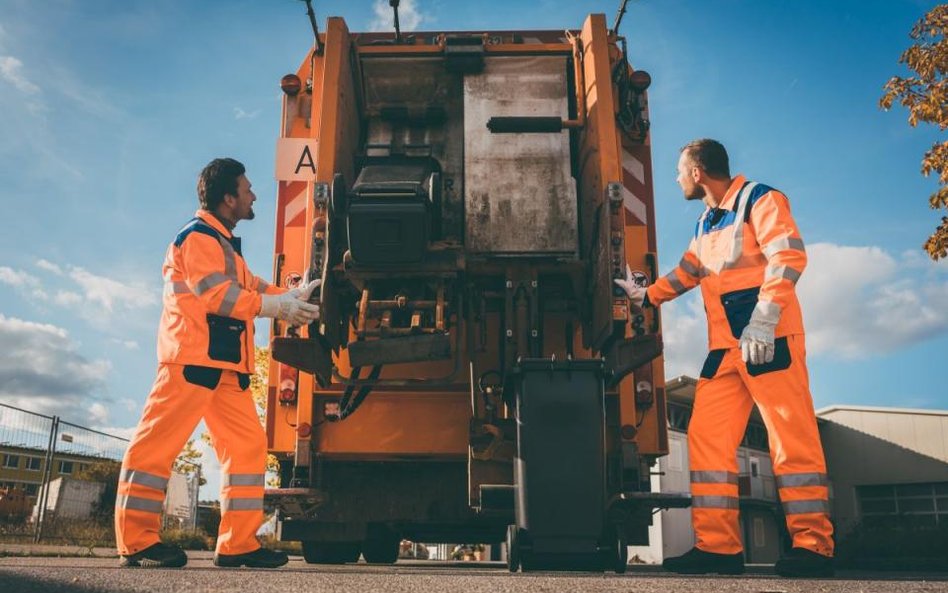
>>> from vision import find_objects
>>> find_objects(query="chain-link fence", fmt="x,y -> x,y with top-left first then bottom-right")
0,403 -> 200,545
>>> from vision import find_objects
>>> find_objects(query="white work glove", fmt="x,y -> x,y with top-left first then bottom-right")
613,264 -> 648,310
259,279 -> 321,326
739,314 -> 776,365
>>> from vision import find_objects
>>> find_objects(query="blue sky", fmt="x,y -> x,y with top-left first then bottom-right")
1,0 -> 946,496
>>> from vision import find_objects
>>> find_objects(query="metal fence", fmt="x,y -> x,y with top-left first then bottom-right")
0,402 -> 200,545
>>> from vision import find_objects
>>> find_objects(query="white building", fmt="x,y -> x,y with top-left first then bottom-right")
631,376 -> 948,564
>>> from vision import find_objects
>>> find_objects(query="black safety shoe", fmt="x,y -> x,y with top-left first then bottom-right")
662,547 -> 745,575
214,547 -> 289,568
120,542 -> 188,568
775,547 -> 834,577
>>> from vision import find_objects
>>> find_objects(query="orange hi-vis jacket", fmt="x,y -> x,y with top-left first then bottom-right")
646,175 -> 807,349
157,210 -> 284,373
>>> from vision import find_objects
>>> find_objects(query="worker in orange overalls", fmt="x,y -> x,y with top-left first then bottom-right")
616,139 -> 834,578
115,158 -> 320,568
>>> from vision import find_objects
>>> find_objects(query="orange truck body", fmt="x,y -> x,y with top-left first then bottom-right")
264,13 -> 674,566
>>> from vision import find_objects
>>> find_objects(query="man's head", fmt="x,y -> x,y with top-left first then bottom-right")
677,139 -> 730,201
197,158 -> 256,225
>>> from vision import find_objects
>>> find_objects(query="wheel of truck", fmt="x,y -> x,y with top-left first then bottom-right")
362,525 -> 400,564
506,524 -> 520,572
613,532 -> 628,574
301,541 -> 362,564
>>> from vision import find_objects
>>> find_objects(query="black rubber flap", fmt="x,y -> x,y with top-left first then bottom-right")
271,335 -> 333,388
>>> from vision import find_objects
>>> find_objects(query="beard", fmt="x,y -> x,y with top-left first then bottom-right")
244,207 -> 256,220
683,185 -> 705,201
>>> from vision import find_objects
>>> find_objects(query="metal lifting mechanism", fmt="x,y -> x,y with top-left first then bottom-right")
265,7 -> 687,572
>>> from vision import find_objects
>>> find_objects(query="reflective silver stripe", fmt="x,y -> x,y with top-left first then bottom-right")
224,474 -> 265,487
666,271 -> 687,295
164,281 -> 191,296
692,495 -> 740,510
219,238 -> 237,280
691,471 -> 738,485
679,257 -> 700,278
256,279 -> 270,294
195,272 -> 228,295
117,494 -> 163,514
783,499 -> 830,515
217,283 -> 241,317
776,473 -> 828,489
765,265 -> 802,284
725,182 -> 758,268
751,300 -> 782,325
223,498 -> 263,511
762,236 -> 805,259
119,469 -> 168,491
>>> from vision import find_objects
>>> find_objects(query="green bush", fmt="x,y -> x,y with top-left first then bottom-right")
836,520 -> 948,571
160,527 -> 214,551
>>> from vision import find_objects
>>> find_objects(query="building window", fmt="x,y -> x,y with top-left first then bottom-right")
858,482 -> 948,526
23,483 -> 39,495
667,403 -> 691,431
750,457 -> 760,478
741,422 -> 770,452
2,455 -> 19,469
25,457 -> 42,471
58,461 -> 74,474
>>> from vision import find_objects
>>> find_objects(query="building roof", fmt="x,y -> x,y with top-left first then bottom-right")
817,405 -> 948,418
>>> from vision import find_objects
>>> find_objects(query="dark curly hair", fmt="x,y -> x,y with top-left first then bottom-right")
197,158 -> 245,211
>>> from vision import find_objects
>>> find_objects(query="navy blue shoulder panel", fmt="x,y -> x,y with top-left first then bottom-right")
174,218 -> 221,248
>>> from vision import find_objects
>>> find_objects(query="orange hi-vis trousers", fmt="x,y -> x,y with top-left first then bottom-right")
115,364 -> 266,556
689,335 -> 834,557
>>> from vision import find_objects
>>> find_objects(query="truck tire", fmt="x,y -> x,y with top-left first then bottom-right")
301,541 -> 362,564
362,524 -> 399,564
506,524 -> 520,572
614,532 -> 628,574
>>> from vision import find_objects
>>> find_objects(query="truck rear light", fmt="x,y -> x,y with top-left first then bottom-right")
629,69 -> 651,92
278,364 -> 299,406
281,73 -> 302,96
296,422 -> 312,438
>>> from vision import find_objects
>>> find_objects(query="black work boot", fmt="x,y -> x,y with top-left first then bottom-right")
120,542 -> 188,568
214,547 -> 289,568
662,547 -> 745,575
775,547 -> 834,577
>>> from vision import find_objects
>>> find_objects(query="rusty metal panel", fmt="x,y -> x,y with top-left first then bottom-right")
463,56 -> 578,256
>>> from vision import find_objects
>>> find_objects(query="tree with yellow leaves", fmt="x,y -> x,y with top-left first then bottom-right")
881,4 -> 948,260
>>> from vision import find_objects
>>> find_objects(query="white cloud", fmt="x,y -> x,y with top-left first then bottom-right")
111,338 -> 140,351
0,314 -> 112,425
233,107 -> 259,120
0,266 -> 40,288
0,265 -> 48,301
68,265 -> 158,312
654,242 -> 948,376
53,290 -> 82,306
659,292 -> 708,378
798,243 -> 948,358
36,259 -> 63,275
0,55 -> 40,94
370,0 -> 428,33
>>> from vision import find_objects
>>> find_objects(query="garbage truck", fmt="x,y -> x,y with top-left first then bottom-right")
263,7 -> 688,572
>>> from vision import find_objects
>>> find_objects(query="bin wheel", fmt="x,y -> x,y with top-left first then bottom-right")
614,532 -> 628,574
362,524 -> 400,564
301,541 -> 361,564
506,524 -> 520,572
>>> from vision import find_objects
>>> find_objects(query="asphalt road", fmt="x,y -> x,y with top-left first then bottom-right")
1,556 -> 947,593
